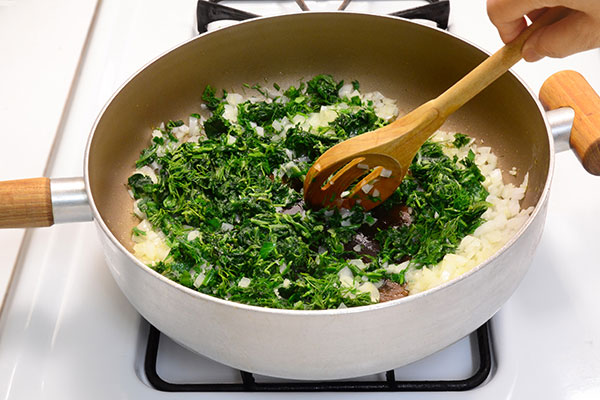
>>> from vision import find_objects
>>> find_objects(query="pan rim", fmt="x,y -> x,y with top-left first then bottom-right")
83,11 -> 555,317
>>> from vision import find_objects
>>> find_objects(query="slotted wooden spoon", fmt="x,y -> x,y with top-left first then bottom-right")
304,8 -> 567,211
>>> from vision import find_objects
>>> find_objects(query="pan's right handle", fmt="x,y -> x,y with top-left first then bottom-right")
540,70 -> 600,175
0,177 -> 92,228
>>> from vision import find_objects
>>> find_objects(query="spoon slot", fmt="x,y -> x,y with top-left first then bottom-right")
345,154 -> 405,210
321,157 -> 368,191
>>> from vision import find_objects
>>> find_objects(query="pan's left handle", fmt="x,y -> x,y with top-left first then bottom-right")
540,70 -> 600,175
0,177 -> 92,228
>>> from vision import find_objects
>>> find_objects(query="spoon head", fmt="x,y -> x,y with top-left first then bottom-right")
304,153 -> 406,211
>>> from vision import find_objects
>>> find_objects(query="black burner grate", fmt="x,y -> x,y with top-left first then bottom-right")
144,321 -> 492,392
196,0 -> 451,33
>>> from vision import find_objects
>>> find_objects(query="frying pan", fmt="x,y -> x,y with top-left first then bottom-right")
0,13 -> 599,380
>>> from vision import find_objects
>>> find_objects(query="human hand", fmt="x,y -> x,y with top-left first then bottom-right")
487,0 -> 600,61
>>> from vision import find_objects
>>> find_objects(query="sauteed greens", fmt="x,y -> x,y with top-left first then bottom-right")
127,75 -> 489,310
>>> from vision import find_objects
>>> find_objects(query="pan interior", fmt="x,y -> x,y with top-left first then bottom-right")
87,13 -> 550,252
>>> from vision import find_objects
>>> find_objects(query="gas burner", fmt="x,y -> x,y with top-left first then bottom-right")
144,321 -> 491,392
196,0 -> 450,33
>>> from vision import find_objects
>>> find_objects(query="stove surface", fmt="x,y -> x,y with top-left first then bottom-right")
1,1 -> 599,399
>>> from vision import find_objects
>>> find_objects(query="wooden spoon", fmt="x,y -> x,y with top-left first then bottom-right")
304,8 -> 567,211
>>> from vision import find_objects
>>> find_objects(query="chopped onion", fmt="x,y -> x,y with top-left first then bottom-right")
380,168 -> 392,178
238,277 -> 251,288
226,92 -> 244,105
193,272 -> 206,288
187,230 -> 201,241
339,208 -> 351,219
221,222 -> 234,232
349,258 -> 367,270
279,262 -> 288,274
223,104 -> 238,122
361,183 -> 373,194
137,165 -> 158,184
358,282 -> 380,302
189,116 -> 200,136
338,266 -> 354,288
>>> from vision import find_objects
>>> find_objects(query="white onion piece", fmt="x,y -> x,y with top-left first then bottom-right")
238,277 -> 251,288
361,183 -> 373,194
380,168 -> 392,178
193,272 -> 206,288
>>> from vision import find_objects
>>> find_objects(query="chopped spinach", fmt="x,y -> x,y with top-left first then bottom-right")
128,173 -> 155,197
306,74 -> 343,107
203,113 -> 230,138
453,132 -> 471,148
128,76 -> 489,310
331,108 -> 383,137
202,85 -> 223,110
375,139 -> 489,267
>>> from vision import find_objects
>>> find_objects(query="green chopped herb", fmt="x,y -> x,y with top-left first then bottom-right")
203,113 -> 230,138
453,132 -> 471,148
128,173 -> 154,197
331,108 -> 383,137
202,85 -> 222,110
132,227 -> 146,237
305,74 -> 343,107
128,75 -> 489,310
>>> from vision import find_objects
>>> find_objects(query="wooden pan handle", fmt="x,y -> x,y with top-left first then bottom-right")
540,70 -> 600,175
0,177 -> 54,228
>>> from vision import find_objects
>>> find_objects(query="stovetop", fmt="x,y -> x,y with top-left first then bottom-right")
1,1 -> 599,399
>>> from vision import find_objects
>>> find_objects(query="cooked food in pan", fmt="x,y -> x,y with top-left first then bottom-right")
127,75 -> 532,309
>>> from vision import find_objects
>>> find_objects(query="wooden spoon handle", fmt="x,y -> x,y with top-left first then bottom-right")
0,178 -> 54,228
540,70 -> 600,175
433,7 -> 568,117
